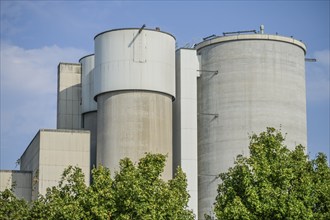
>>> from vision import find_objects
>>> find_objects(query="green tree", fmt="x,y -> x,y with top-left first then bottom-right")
29,166 -> 89,219
212,128 -> 330,220
0,189 -> 29,220
85,165 -> 114,219
29,153 -> 194,220
111,153 -> 194,220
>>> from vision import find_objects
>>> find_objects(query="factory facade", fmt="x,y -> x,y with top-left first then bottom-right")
0,26 -> 307,219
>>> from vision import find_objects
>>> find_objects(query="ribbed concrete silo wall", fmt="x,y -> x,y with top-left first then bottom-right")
196,35 -> 307,218
94,28 -> 175,179
80,54 -> 97,170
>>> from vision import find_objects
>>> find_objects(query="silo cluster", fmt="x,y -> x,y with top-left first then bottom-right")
76,27 -> 307,219
13,26 -> 307,219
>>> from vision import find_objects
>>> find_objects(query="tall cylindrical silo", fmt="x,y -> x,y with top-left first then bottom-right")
195,34 -> 307,218
80,54 -> 97,170
94,28 -> 175,179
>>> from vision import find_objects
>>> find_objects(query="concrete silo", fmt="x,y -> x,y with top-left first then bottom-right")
195,34 -> 307,218
94,28 -> 175,179
80,54 -> 97,170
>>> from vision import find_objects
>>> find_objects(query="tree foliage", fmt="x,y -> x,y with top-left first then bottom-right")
110,153 -> 193,219
212,127 -> 330,220
29,166 -> 89,219
0,189 -> 29,220
0,153 -> 194,220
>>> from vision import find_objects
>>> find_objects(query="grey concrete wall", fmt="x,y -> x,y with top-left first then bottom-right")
80,55 -> 97,174
97,91 -> 173,180
173,48 -> 199,217
83,111 -> 97,170
0,170 -> 32,201
80,54 -> 97,114
57,63 -> 82,129
173,51 -> 182,173
20,131 -> 40,200
38,129 -> 90,195
197,36 -> 307,218
20,129 -> 90,199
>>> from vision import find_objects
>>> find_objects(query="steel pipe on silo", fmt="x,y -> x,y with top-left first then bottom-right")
195,34 -> 307,218
94,28 -> 175,179
80,54 -> 97,170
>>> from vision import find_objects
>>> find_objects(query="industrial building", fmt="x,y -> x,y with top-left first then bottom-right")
0,25 -> 307,219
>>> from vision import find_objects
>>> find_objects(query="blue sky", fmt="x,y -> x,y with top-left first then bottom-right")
1,1 -> 329,169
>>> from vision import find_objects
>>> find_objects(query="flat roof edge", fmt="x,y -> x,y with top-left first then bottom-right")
176,48 -> 197,52
40,128 -> 90,134
0,170 -> 32,174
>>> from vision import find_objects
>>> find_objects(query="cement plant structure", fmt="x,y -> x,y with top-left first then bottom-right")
0,26 -> 307,219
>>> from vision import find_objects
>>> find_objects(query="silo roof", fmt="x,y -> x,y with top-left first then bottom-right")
195,34 -> 306,54
94,28 -> 176,40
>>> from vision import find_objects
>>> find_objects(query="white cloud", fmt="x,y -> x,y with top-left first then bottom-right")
1,42 -> 86,93
306,49 -> 330,103
0,42 -> 87,169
